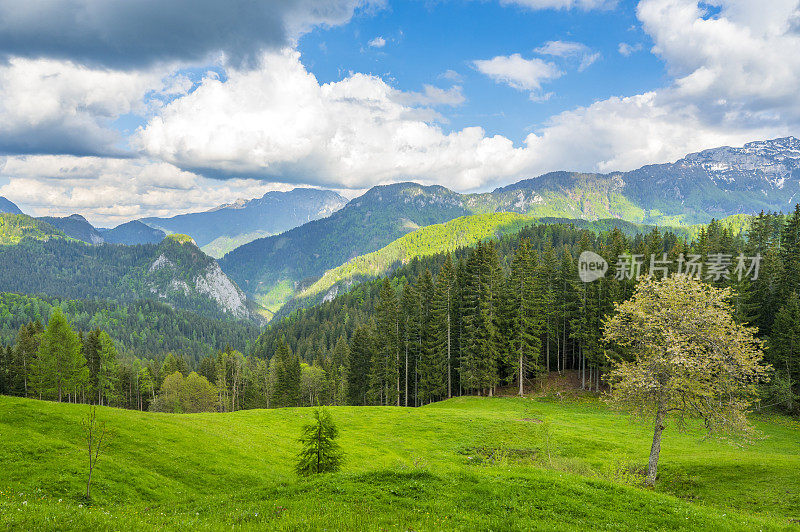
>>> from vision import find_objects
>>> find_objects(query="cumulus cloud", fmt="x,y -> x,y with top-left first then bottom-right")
3,0 -> 800,224
0,0 -> 378,69
368,36 -> 386,48
534,40 -> 600,71
131,0 -> 800,195
0,155 -> 294,225
0,58 -> 170,156
618,42 -> 643,56
135,50 -> 531,190
473,53 -> 562,95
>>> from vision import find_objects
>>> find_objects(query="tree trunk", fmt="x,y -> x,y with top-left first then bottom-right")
518,353 -> 524,396
646,407 -> 665,486
447,311 -> 452,399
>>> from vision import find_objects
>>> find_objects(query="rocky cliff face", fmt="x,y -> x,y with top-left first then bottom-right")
146,236 -> 254,321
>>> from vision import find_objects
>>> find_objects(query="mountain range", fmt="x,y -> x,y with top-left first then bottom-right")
2,137 -> 800,321
140,188 -> 348,257
218,137 -> 800,313
38,214 -> 166,245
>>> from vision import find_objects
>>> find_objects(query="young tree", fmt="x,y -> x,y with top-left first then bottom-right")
295,407 -> 343,476
81,406 -> 111,499
604,275 -> 771,486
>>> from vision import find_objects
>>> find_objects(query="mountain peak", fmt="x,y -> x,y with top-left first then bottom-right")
0,196 -> 23,215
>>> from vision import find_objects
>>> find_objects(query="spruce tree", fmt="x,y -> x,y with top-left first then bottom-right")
347,324 -> 373,406
295,408 -> 343,476
372,279 -> 399,405
432,255 -> 456,398
273,340 -> 301,407
32,310 -> 85,402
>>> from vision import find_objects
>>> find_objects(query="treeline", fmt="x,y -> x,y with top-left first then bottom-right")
0,294 -> 259,362
0,310 -> 336,413
256,211 -> 799,412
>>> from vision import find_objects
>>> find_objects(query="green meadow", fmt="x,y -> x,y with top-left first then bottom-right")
1,392 -> 798,531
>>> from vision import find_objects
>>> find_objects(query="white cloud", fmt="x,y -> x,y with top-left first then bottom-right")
4,0 -> 800,225
0,155 -> 293,225
618,42 -> 643,56
0,58 -> 170,155
397,85 -> 466,107
135,50 -> 532,190
439,69 -> 463,82
130,0 -> 800,198
368,36 -> 386,48
534,40 -> 600,71
472,53 -> 562,95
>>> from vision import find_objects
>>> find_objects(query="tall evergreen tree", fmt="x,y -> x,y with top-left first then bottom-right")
347,324 -> 373,406
372,279 -> 400,405
432,255 -> 456,399
272,340 -> 301,407
31,310 -> 85,402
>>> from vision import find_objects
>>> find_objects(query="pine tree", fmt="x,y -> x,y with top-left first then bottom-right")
504,240 -> 543,395
347,324 -> 373,406
417,269 -> 443,404
11,321 -> 42,397
330,336 -> 350,406
400,282 -> 420,406
372,279 -> 399,405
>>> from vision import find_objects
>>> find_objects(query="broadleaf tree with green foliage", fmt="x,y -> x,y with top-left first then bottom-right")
603,275 -> 771,486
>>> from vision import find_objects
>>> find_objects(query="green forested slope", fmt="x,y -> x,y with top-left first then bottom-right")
0,235 -> 255,322
0,293 -> 259,361
0,214 -> 67,245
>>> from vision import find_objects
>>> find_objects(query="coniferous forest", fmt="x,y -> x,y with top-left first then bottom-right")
3,211 -> 797,415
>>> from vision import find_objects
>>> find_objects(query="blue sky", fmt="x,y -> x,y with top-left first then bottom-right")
299,0 -> 663,142
0,0 -> 798,224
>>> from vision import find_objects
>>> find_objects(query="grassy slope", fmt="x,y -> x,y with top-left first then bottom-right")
1,394 -> 798,531
299,213 -> 534,300
201,230 -> 274,259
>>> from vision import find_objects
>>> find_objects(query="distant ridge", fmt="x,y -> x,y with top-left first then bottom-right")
0,196 -> 23,215
140,187 -> 348,256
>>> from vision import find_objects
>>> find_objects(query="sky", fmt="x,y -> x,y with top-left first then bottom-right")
0,0 -> 799,226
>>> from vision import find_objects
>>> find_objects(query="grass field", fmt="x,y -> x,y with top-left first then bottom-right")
1,392 -> 798,530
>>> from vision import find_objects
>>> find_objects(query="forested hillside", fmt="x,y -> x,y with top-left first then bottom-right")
2,212 -> 798,416
292,213 -> 697,314
0,233 -> 257,321
0,293 -> 258,361
220,183 -> 473,312
0,214 -> 67,245
256,211 -> 797,413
